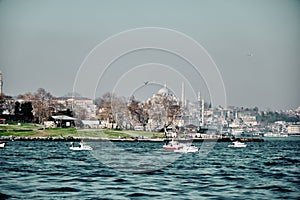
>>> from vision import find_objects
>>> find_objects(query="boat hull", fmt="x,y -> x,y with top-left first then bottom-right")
70,146 -> 93,151
228,145 -> 247,147
0,142 -> 5,148
228,141 -> 247,147
70,142 -> 93,151
163,146 -> 181,150
174,147 -> 199,153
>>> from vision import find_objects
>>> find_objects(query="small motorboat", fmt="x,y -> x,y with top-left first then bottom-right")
70,141 -> 93,151
163,139 -> 184,151
0,142 -> 5,148
174,144 -> 199,153
228,141 -> 247,148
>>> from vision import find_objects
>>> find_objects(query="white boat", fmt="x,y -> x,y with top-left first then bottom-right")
163,139 -> 184,150
0,142 -> 5,148
264,132 -> 288,137
228,141 -> 247,148
70,141 -> 93,151
174,144 -> 199,153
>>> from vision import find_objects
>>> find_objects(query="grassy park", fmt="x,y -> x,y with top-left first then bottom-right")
0,123 -> 164,139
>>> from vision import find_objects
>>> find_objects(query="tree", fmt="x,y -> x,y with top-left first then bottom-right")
14,101 -> 21,115
20,102 -> 34,122
128,96 -> 149,130
74,107 -> 87,127
32,88 -> 54,124
96,92 -> 115,125
157,95 -> 180,126
128,96 -> 140,123
168,104 -> 181,125
111,96 -> 131,130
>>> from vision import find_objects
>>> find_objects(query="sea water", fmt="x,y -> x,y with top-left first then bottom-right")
0,138 -> 299,199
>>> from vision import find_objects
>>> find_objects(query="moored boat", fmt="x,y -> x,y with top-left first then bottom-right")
228,141 -> 247,148
163,139 -> 184,150
174,144 -> 199,153
70,141 -> 93,151
0,142 -> 5,148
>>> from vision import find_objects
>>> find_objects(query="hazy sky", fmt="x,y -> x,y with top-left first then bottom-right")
0,0 -> 299,110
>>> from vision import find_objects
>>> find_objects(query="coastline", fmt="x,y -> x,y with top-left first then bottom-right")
0,136 -> 264,142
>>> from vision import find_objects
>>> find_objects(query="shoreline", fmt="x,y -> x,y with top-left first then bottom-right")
0,136 -> 264,142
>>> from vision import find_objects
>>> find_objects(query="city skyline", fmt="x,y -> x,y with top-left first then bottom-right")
0,0 -> 299,110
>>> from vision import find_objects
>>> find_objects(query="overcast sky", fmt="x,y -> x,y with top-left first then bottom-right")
0,0 -> 299,110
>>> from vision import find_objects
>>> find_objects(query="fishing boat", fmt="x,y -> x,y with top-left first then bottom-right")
174,144 -> 199,153
0,142 -> 5,148
228,141 -> 247,148
163,127 -> 199,152
70,141 -> 93,151
163,139 -> 184,150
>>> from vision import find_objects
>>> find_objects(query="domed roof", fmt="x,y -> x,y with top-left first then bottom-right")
157,87 -> 168,96
157,83 -> 169,96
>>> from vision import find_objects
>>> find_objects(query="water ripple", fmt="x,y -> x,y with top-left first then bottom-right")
0,139 -> 299,199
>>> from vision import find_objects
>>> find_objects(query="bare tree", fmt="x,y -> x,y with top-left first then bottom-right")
111,96 -> 131,130
96,92 -> 115,126
32,88 -> 54,124
74,107 -> 87,128
128,96 -> 149,130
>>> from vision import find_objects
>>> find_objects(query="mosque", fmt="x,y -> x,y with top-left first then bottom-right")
145,83 -> 183,132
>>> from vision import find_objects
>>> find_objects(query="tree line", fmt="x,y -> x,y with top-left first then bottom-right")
1,88 -> 63,123
95,92 -> 181,131
0,88 -> 182,130
2,88 -> 297,128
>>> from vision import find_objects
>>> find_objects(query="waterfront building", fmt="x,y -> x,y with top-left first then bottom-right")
287,124 -> 300,134
50,115 -> 76,128
240,115 -> 258,126
81,120 -> 100,129
53,96 -> 97,120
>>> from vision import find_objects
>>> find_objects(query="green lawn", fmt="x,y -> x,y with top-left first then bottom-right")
0,123 -> 164,138
0,123 -> 39,130
0,123 -> 39,137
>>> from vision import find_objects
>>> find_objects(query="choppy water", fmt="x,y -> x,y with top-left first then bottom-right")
1,138 -> 299,199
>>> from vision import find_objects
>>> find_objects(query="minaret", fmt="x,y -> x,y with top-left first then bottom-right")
201,98 -> 204,126
0,71 -> 3,95
198,92 -> 201,126
181,81 -> 185,107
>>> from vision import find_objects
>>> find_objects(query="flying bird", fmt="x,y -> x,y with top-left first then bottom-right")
144,81 -> 149,85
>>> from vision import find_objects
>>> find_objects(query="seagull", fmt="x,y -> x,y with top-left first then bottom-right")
247,53 -> 253,57
144,81 -> 149,85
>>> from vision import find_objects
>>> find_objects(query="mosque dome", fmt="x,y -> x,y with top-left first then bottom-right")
157,86 -> 168,96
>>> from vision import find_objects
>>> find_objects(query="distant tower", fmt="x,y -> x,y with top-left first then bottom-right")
0,71 -> 3,95
181,81 -> 185,107
198,91 -> 205,126
198,92 -> 201,126
201,98 -> 205,126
